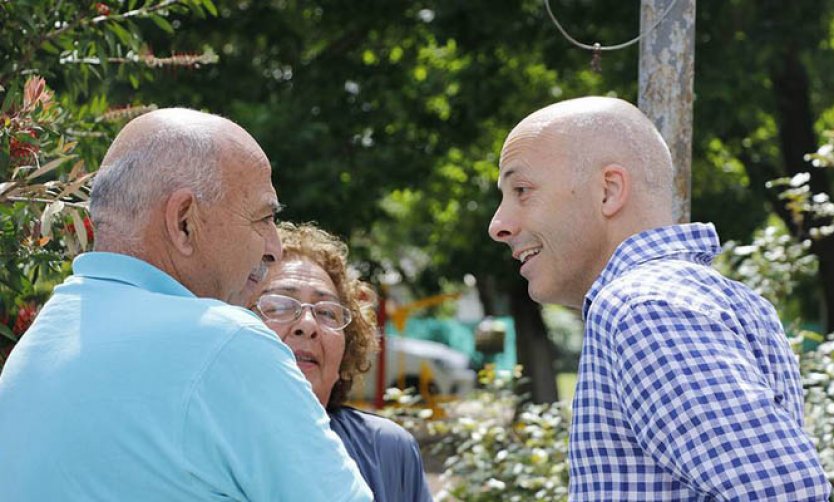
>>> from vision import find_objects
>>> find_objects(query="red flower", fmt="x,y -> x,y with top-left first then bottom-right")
9,128 -> 39,163
67,216 -> 95,242
95,3 -> 111,16
12,303 -> 39,337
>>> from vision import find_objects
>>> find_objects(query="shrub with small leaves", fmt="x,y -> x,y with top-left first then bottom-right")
715,222 -> 818,310
428,365 -> 570,502
800,339 -> 834,490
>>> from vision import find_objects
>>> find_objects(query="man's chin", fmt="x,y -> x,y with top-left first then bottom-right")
527,284 -> 548,305
527,281 -> 560,306
230,278 -> 261,307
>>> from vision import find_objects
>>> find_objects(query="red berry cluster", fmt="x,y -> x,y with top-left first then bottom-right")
12,302 -> 39,337
95,3 -> 111,16
66,216 -> 95,243
8,128 -> 39,165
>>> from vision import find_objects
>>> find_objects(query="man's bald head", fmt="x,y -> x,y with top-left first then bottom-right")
489,97 -> 677,306
501,96 -> 674,205
90,108 -> 240,249
89,107 -> 282,305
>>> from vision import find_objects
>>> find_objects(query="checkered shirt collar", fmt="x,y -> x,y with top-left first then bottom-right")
582,223 -> 721,320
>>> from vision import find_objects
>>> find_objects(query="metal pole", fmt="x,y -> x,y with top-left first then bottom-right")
638,0 -> 696,223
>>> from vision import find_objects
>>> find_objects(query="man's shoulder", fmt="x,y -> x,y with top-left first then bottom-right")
200,302 -> 268,331
601,258 -> 720,302
588,258 -> 737,324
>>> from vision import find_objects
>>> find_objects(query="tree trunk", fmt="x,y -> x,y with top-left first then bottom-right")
770,44 -> 834,331
509,278 -> 559,403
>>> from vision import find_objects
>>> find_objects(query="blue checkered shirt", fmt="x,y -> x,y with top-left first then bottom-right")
570,223 -> 830,501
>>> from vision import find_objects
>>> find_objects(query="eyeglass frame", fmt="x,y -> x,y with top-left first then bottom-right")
255,293 -> 352,331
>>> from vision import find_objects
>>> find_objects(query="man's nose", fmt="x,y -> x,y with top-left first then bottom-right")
488,204 -> 517,242
264,226 -> 282,264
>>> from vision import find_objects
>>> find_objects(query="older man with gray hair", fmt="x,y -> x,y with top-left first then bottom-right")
0,108 -> 373,501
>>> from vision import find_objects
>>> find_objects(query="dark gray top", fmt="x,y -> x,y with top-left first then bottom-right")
329,406 -> 434,502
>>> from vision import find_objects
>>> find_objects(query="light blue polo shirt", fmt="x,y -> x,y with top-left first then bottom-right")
0,252 -> 372,501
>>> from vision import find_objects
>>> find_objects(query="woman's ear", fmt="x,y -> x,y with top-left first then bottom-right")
600,164 -> 629,218
165,188 -> 197,256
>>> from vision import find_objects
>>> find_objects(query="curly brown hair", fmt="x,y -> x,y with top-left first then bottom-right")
272,221 -> 379,410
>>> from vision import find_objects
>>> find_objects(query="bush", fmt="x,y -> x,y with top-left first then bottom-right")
389,354 -> 834,501
426,366 -> 570,501
800,338 -> 834,488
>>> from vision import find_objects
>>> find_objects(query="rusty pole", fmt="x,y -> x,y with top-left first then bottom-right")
638,0 -> 696,223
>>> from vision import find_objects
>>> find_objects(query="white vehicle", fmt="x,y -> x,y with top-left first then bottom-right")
353,336 -> 476,401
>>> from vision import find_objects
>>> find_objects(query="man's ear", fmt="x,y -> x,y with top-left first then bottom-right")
600,164 -> 629,218
165,188 -> 198,256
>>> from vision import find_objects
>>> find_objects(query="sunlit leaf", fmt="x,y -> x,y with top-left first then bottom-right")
55,172 -> 95,200
40,200 -> 65,238
202,0 -> 218,17
26,156 -> 73,181
70,208 -> 87,251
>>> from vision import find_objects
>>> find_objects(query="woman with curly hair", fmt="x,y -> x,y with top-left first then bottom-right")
253,222 -> 433,502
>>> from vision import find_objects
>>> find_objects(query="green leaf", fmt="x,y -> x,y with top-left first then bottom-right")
0,324 -> 18,343
108,22 -> 134,47
1,85 -> 18,113
202,0 -> 218,17
150,14 -> 174,34
41,40 -> 60,54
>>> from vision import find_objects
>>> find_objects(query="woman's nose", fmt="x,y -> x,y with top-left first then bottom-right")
291,306 -> 318,338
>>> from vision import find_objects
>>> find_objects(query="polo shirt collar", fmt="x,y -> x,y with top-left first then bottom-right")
72,252 -> 195,298
582,223 -> 721,320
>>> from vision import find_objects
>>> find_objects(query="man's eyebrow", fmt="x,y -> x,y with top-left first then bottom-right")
497,168 -> 517,189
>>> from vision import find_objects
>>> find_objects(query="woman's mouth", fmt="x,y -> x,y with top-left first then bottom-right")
294,351 -> 319,369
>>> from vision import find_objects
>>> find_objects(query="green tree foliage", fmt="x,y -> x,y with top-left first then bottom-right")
693,0 -> 834,328
0,0 -> 217,365
136,0 -> 645,401
132,0 -> 834,396
9,0 -> 834,389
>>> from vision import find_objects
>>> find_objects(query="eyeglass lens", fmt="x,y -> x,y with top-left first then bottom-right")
258,295 -> 350,329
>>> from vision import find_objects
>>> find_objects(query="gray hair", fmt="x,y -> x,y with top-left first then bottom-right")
90,122 -> 224,243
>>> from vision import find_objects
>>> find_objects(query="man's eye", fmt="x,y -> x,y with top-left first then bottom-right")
513,186 -> 528,195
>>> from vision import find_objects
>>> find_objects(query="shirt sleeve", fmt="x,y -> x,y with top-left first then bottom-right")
612,300 -> 829,501
180,325 -> 373,502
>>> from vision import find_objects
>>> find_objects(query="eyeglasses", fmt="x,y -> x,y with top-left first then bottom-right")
256,294 -> 352,331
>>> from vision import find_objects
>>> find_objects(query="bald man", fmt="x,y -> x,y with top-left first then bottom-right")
490,97 -> 830,501
0,109 -> 372,501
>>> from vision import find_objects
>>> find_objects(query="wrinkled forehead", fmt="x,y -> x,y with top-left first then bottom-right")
263,258 -> 340,299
